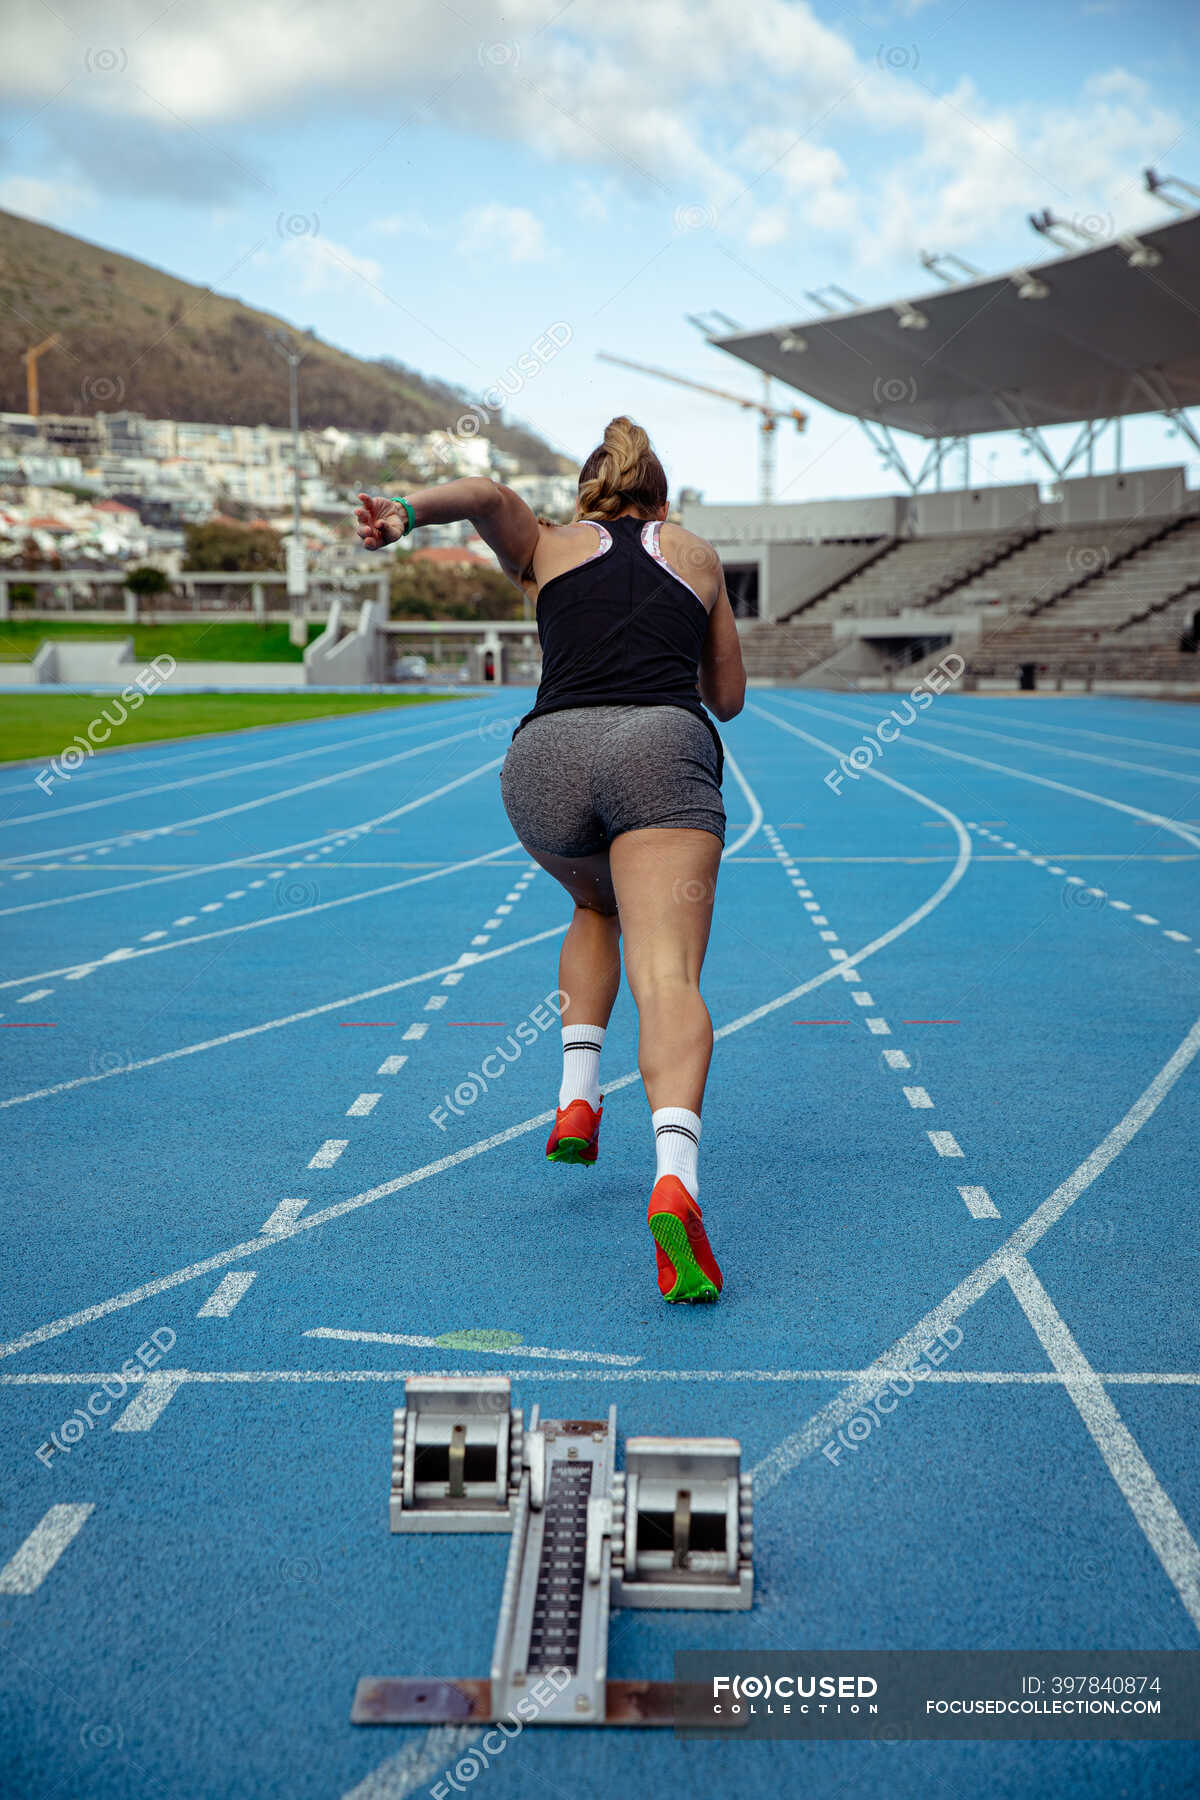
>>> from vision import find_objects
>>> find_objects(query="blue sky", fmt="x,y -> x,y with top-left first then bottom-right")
1,0 -> 1197,502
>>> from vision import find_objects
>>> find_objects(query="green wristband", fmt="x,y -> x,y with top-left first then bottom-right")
389,496 -> 416,536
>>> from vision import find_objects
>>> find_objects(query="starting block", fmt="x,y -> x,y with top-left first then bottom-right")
353,1377 -> 754,1728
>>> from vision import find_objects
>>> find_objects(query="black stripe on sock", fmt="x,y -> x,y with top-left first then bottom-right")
564,1041 -> 603,1055
655,1124 -> 698,1145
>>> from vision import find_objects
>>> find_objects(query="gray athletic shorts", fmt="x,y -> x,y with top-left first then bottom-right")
500,704 -> 726,858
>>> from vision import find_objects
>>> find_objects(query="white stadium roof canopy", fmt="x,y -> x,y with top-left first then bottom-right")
710,209 -> 1200,441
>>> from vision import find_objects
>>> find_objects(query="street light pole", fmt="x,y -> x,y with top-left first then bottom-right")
269,330 -> 308,647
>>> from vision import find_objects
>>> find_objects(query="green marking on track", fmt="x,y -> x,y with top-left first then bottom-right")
435,1328 -> 524,1351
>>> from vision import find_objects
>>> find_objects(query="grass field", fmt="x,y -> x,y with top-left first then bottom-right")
0,691 -> 454,764
0,619 -> 323,663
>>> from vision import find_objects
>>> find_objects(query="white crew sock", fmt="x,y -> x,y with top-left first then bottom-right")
652,1107 -> 701,1201
559,1024 -> 605,1110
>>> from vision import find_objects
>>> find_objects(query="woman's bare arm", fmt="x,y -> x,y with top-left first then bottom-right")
698,568 -> 747,722
355,478 -> 542,587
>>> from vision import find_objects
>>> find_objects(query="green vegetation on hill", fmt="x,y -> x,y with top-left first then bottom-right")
0,208 -> 573,473
0,692 -> 452,765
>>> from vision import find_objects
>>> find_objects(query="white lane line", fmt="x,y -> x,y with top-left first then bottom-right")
341,1726 -> 481,1800
261,1196 -> 310,1236
882,1049 -> 911,1070
0,922 -> 565,1111
0,1503 -> 95,1593
928,1130 -> 964,1157
0,787 -> 513,992
748,1011 -> 1200,1505
875,708 -> 1200,789
4,722 -> 501,864
377,1055 -> 408,1075
958,1185 -> 1000,1220
303,1329 -> 642,1366
402,1022 -> 429,1041
1110,900 -> 1131,911
173,915 -> 197,926
7,1366 -> 1200,1389
308,1140 -> 349,1169
16,988 -> 53,1004
720,747 -> 764,857
0,722 -> 975,1361
1007,1256 -> 1200,1630
1165,930 -> 1191,942
200,902 -> 223,913
470,934 -> 490,946
441,971 -> 464,986
346,1094 -> 381,1117
1135,913 -> 1160,925
852,992 -> 874,1006
903,1086 -> 933,1109
779,695 -> 1200,853
197,1271 -> 258,1317
0,702 -> 495,827
111,1371 -> 183,1431
865,1017 -> 891,1035
423,994 -> 447,1011
140,930 -> 167,942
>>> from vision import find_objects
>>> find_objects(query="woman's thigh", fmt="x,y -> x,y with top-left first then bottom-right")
608,827 -> 722,985
525,844 -> 618,914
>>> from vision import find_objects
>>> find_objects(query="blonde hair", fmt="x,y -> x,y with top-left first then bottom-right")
575,415 -> 667,521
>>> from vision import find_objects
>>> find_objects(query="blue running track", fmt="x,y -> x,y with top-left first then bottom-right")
1,688 -> 1198,1799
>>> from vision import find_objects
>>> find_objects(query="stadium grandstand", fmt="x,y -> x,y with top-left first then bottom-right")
681,187 -> 1200,697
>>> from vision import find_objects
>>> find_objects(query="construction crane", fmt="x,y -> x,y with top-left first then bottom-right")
23,334 -> 60,417
596,350 -> 805,504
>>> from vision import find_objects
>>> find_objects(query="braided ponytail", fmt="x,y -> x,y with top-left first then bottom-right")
575,416 -> 668,521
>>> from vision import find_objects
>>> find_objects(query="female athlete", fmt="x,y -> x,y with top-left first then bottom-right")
355,415 -> 746,1302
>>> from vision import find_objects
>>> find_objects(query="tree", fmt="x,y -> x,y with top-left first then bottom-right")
388,558 -> 523,621
124,564 -> 171,598
184,520 -> 283,572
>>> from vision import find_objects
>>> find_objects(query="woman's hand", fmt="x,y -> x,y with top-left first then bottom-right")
354,492 -> 406,552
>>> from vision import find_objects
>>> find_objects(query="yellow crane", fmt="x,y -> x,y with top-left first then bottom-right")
23,334 -> 60,417
597,350 -> 805,503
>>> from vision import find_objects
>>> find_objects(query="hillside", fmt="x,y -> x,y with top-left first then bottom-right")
0,209 -> 572,474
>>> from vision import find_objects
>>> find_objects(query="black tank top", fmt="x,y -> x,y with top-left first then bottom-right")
513,515 -> 723,777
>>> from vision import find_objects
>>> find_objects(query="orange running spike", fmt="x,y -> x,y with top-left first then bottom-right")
647,1175 -> 723,1303
545,1096 -> 602,1165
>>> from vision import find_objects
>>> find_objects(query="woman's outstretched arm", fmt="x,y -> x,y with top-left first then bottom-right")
355,478 -> 541,585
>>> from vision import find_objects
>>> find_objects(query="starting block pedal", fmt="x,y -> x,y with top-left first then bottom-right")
389,1376 -> 521,1532
354,1377 -> 755,1728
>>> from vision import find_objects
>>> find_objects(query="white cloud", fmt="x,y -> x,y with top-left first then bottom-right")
457,203 -> 547,264
275,233 -> 385,298
0,174 -> 91,224
0,0 -> 1184,281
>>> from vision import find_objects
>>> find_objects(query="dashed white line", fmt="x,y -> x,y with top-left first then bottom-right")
112,1371 -> 183,1431
402,1023 -> 429,1041
261,1196 -> 310,1235
1135,913 -> 1160,925
865,1017 -> 891,1035
197,1271 -> 258,1316
308,1140 -> 349,1169
882,1049 -> 911,1070
903,1086 -> 934,1109
0,1503 -> 94,1594
959,1185 -> 1000,1220
423,994 -> 448,1011
928,1130 -> 964,1158
377,1055 -> 408,1075
304,1328 -> 641,1366
346,1094 -> 381,1117
852,992 -> 874,1006
16,989 -> 53,1004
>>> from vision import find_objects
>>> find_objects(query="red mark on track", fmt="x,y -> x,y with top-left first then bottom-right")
0,1022 -> 57,1027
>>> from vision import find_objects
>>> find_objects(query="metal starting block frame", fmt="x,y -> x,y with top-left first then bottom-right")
354,1377 -> 754,1729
